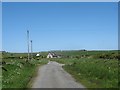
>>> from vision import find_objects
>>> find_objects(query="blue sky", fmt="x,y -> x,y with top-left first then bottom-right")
2,2 -> 118,52
0,2 -> 2,51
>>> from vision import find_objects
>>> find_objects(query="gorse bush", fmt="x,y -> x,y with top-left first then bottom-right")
93,53 -> 118,59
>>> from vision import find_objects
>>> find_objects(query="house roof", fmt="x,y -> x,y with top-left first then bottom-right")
48,52 -> 58,57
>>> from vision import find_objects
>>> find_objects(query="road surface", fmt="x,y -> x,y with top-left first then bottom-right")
32,61 -> 86,88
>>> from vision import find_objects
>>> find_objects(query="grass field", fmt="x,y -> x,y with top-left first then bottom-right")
1,50 -> 119,88
2,58 -> 48,88
50,50 -> 118,58
53,58 -> 118,88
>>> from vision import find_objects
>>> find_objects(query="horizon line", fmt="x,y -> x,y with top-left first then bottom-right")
1,49 -> 118,53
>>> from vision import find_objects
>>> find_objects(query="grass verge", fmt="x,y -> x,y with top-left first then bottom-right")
52,58 -> 118,88
2,59 -> 48,88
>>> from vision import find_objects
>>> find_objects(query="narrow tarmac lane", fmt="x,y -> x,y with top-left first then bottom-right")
32,61 -> 86,88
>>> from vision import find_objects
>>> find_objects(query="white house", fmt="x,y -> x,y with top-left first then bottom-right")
47,53 -> 53,58
36,53 -> 40,57
47,52 -> 60,58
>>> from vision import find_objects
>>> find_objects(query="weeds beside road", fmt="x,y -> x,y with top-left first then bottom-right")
2,59 -> 48,88
51,58 -> 118,88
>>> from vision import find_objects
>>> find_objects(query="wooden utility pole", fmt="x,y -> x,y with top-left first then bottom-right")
30,40 -> 33,59
27,30 -> 30,61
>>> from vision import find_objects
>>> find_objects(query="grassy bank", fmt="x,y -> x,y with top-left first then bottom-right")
2,59 -> 48,88
52,58 -> 118,88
